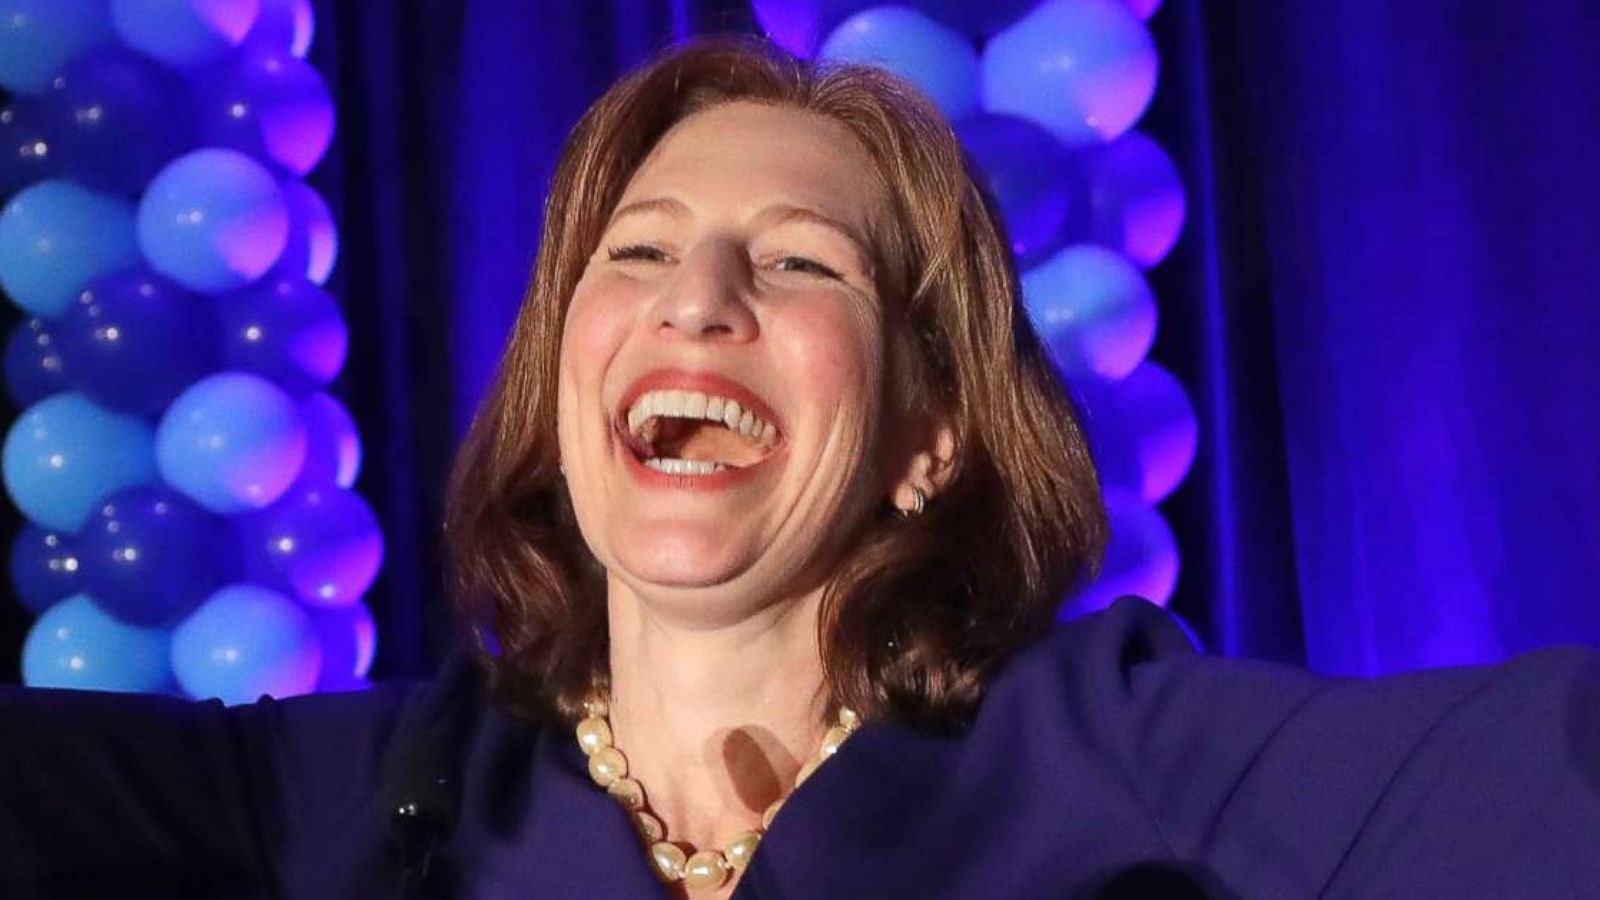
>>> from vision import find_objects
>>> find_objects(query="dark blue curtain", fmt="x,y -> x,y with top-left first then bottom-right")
1153,0 -> 1600,674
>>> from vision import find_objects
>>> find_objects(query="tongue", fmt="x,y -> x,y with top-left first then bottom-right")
653,418 -> 768,467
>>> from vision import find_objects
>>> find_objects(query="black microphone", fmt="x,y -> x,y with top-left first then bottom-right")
380,652 -> 476,900
385,741 -> 458,886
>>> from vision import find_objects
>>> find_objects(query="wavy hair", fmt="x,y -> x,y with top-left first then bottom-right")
444,36 -> 1107,732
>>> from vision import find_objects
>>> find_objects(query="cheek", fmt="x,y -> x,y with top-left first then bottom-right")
561,282 -> 632,380
557,281 -> 637,455
770,295 -> 885,427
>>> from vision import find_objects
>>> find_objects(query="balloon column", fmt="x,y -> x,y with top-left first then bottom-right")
757,0 -> 1195,619
0,0 -> 378,702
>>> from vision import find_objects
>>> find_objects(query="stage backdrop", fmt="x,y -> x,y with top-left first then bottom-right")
9,0 -> 1595,681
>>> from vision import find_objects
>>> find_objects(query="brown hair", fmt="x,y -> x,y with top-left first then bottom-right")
444,36 -> 1107,732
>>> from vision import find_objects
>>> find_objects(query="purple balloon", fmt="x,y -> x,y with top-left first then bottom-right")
218,277 -> 347,394
1077,362 -> 1198,505
59,268 -> 221,415
9,523 -> 81,615
271,180 -> 337,285
236,485 -> 382,609
309,601 -> 374,691
4,317 -> 70,406
0,102 -> 59,196
1069,131 -> 1186,268
298,391 -> 361,489
957,114 -> 1085,267
44,48 -> 193,196
78,483 -> 233,627
750,0 -> 873,56
1060,490 -> 1178,618
242,0 -> 313,58
191,50 -> 334,177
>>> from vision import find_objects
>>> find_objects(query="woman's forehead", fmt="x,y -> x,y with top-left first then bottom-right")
615,101 -> 892,236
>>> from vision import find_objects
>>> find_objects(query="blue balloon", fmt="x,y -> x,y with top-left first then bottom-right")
59,268 -> 221,415
191,50 -> 334,177
309,601 -> 374,692
982,0 -> 1158,147
0,0 -> 115,95
22,594 -> 172,692
0,101 -> 60,196
111,0 -> 261,69
171,582 -> 320,704
820,7 -> 979,121
1021,244 -> 1155,381
236,484 -> 382,608
2,391 -> 157,531
0,179 -> 139,316
9,523 -> 82,615
157,371 -> 306,513
271,180 -> 337,284
44,48 -> 194,196
4,317 -> 70,406
242,0 -> 313,58
137,148 -> 289,293
218,277 -> 346,395
79,484 -> 233,626
297,391 -> 360,489
957,113 -> 1085,266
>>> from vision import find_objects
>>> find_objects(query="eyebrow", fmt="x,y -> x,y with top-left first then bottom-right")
606,196 -> 877,276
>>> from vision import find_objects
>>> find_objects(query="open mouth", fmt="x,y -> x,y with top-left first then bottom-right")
619,388 -> 782,476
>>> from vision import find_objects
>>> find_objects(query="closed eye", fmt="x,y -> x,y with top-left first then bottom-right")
607,244 -> 670,263
610,244 -> 843,281
773,256 -> 842,280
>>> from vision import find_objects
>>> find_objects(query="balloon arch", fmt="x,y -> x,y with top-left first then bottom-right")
0,0 -> 377,703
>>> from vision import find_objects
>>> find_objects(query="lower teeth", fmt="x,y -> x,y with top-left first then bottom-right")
643,457 -> 727,475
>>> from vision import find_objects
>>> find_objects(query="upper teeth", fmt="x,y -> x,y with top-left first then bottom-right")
626,389 -> 778,445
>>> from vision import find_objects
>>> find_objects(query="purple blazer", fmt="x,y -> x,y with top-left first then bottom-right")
3,596 -> 1598,898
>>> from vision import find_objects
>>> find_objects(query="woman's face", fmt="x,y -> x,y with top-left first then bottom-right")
557,101 -> 901,625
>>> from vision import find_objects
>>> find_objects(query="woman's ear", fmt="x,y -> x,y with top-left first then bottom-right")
890,419 -> 957,514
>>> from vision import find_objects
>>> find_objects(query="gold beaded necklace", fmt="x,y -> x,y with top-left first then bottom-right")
575,694 -> 860,891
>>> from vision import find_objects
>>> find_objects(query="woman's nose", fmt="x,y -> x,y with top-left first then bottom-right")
651,242 -> 758,341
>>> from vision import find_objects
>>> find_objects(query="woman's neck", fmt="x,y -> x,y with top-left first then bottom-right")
604,582 -> 832,861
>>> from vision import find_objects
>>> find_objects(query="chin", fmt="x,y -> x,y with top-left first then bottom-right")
610,521 -> 760,591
